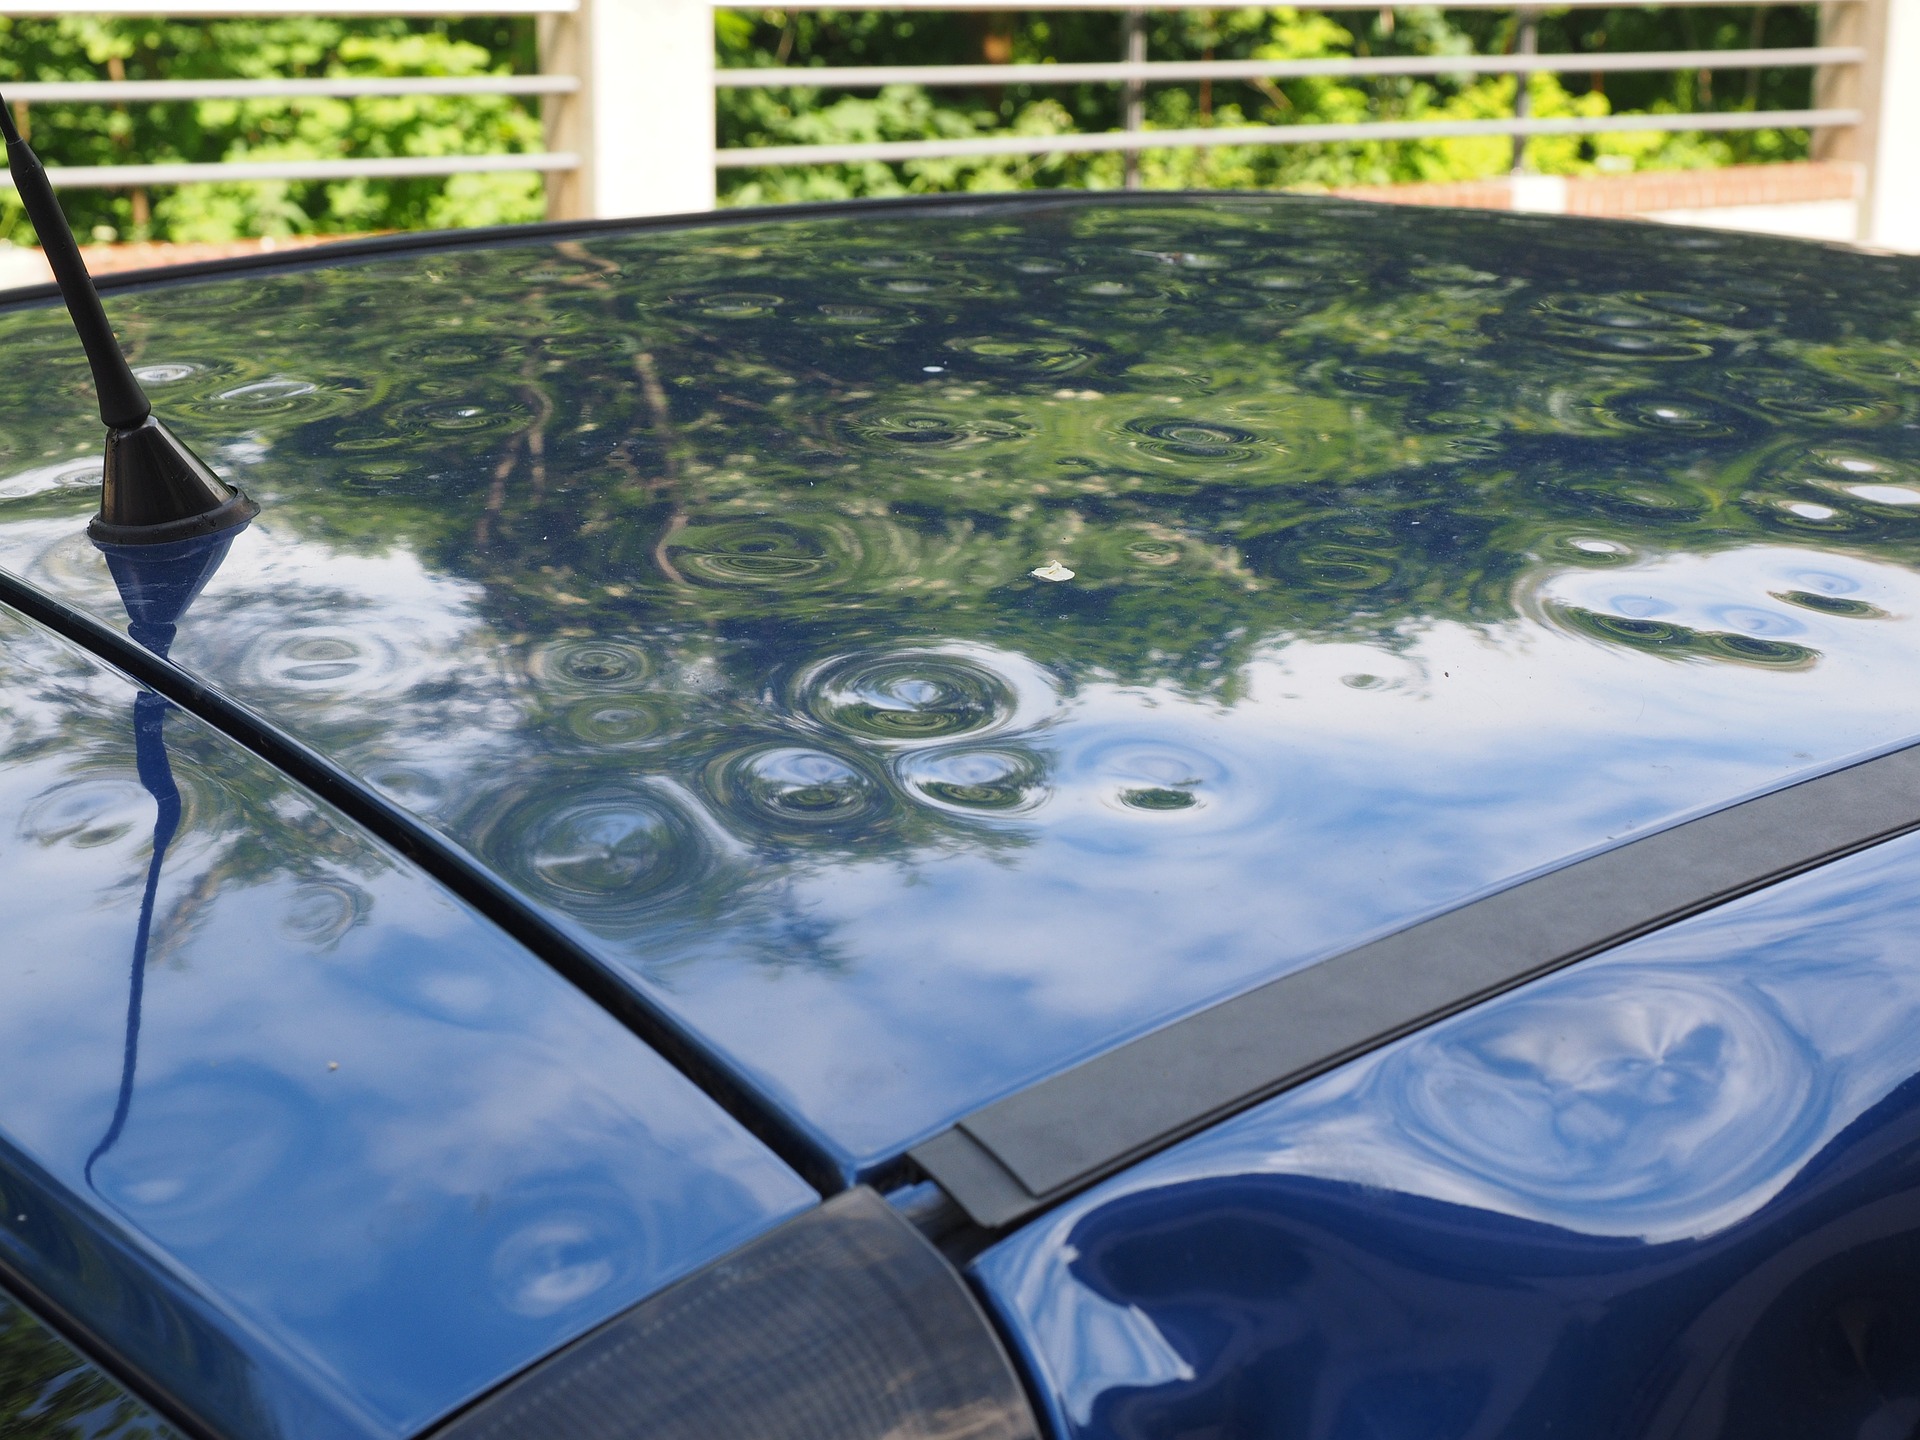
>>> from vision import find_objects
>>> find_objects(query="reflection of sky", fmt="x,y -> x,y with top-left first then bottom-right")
18,516 -> 520,814
0,611 -> 810,1439
620,547 -> 1920,1163
994,1242 -> 1194,1427
2,202 -> 1919,1178
974,829 -> 1920,1439
12,447 -> 1920,1176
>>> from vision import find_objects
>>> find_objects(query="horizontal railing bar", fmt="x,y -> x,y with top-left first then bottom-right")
0,151 -> 577,188
719,45 -> 1860,89
718,106 -> 1857,166
7,76 -> 577,102
0,0 -> 572,14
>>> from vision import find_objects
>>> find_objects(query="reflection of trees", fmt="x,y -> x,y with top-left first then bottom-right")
6,202 -> 1912,682
0,1289 -> 177,1439
1,197 -> 1915,971
503,210 -> 1901,698
288,208 -> 1914,668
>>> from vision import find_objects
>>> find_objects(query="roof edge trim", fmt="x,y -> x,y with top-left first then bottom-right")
0,189 -> 1209,313
914,741 -> 1920,1228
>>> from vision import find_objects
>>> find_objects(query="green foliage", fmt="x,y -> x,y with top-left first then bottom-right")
1,6 -> 1822,240
0,16 -> 545,244
718,4 -> 1820,204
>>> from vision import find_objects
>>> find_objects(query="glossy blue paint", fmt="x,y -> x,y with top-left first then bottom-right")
973,827 -> 1920,1440
0,595 -> 814,1440
0,198 -> 1918,1180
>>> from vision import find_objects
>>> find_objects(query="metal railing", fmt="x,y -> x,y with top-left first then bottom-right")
713,110 -> 1857,172
695,0 -> 1899,243
567,0 -> 1912,246
711,38 -> 1862,169
2,0 -> 1915,249
1,0 -> 582,188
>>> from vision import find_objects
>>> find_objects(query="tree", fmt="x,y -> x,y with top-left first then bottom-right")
4,6 -> 1824,242
1,16 -> 543,245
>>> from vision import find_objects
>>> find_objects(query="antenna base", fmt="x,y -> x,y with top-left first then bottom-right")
89,416 -> 259,547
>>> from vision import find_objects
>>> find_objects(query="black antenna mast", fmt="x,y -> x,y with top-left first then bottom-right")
2,90 -> 257,544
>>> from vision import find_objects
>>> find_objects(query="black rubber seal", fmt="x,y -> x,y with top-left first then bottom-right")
914,743 -> 1920,1228
0,568 -> 845,1201
87,491 -> 258,547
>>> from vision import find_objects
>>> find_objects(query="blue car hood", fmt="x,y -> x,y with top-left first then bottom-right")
1,194 -> 1918,1181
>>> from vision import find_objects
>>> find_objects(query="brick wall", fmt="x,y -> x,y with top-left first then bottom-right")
1327,161 -> 1862,216
0,233 -> 345,288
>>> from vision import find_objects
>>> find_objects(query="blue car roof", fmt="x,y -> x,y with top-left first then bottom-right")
0,192 -> 1916,1189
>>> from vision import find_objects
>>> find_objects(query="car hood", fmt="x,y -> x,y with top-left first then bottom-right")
2,194 -> 1918,1180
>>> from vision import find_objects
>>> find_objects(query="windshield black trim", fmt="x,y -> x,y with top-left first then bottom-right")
913,742 -> 1920,1228
0,568 -> 846,1200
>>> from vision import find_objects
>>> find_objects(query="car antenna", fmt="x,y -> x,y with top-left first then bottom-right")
1,88 -> 257,544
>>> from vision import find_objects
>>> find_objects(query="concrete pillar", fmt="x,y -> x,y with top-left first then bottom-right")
1510,174 -> 1568,212
541,0 -> 716,221
1817,0 -> 1920,251
1866,0 -> 1920,249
